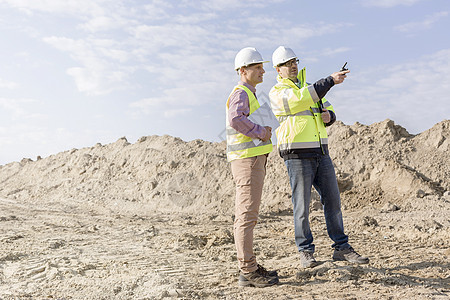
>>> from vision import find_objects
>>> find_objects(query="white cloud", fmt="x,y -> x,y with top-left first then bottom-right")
291,46 -> 352,64
362,0 -> 424,8
0,0 -> 105,16
130,97 -> 164,109
0,78 -> 19,89
140,1 -> 173,21
184,0 -> 287,11
0,98 -> 45,120
172,12 -> 218,24
43,36 -> 133,95
79,16 -> 122,32
164,108 -> 192,118
394,11 -> 448,33
321,47 -> 352,57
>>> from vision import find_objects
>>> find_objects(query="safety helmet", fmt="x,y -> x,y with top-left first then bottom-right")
234,47 -> 269,70
272,46 -> 297,67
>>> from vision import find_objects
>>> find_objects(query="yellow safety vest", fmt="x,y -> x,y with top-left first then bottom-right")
226,85 -> 273,162
269,68 -> 335,153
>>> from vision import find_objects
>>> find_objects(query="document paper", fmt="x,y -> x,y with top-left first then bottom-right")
248,102 -> 280,146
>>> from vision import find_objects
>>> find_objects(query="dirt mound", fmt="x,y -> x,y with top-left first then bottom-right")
0,135 -> 235,215
0,119 -> 448,215
328,119 -> 449,209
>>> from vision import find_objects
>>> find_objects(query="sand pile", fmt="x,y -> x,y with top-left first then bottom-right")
328,119 -> 449,209
0,136 -> 235,216
0,119 -> 448,215
0,119 -> 449,299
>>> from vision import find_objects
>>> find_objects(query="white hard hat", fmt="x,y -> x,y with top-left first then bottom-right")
272,46 -> 297,67
234,47 -> 269,70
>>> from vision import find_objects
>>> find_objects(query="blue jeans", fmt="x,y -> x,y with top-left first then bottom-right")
285,155 -> 350,253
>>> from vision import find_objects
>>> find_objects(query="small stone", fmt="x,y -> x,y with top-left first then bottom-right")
362,216 -> 378,227
169,161 -> 178,168
187,151 -> 196,158
381,202 -> 399,212
137,136 -> 147,143
150,180 -> 158,190
310,200 -> 323,211
117,136 -> 130,146
168,289 -> 180,297
49,240 -> 66,249
417,189 -> 426,198
21,158 -> 33,164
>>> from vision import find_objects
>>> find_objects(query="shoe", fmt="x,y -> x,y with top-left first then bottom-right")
238,265 -> 279,287
299,251 -> 318,268
333,247 -> 369,264
256,264 -> 278,278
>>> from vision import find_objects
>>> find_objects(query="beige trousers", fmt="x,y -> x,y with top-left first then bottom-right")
230,154 -> 267,273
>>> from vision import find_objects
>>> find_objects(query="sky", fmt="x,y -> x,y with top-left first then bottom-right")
1,0 -> 449,165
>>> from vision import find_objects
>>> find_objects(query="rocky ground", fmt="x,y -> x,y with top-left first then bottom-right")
0,119 -> 449,299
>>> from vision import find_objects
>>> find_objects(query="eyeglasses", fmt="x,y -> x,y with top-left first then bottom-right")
279,59 -> 299,68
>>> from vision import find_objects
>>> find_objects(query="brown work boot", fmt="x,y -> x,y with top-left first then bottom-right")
333,247 -> 369,264
238,265 -> 279,287
255,264 -> 278,278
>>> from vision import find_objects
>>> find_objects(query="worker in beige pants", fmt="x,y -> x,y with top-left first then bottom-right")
231,154 -> 267,272
226,47 -> 278,287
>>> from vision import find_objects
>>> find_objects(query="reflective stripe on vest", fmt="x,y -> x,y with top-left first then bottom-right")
226,85 -> 273,162
227,139 -> 272,152
278,138 -> 328,151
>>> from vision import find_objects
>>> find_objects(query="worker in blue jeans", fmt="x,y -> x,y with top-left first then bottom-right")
269,46 -> 369,268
